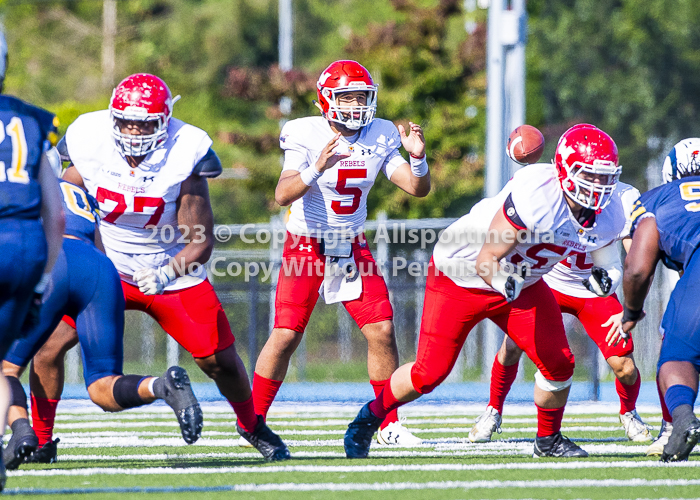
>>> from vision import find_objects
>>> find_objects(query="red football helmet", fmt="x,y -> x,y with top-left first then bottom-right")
109,73 -> 175,156
316,60 -> 377,130
554,124 -> 621,211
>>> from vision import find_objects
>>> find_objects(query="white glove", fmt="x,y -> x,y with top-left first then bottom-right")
491,273 -> 525,303
133,266 -> 177,295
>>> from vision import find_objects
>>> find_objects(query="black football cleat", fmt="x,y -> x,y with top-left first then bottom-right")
237,415 -> 291,461
26,438 -> 59,464
0,444 -> 5,492
533,432 -> 589,458
344,402 -> 383,459
154,366 -> 203,444
661,416 -> 700,462
3,418 -> 38,470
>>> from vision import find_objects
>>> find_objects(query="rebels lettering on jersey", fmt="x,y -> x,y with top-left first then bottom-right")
0,95 -> 57,220
59,180 -> 100,244
543,182 -> 639,298
433,164 -> 623,290
65,110 -> 212,290
630,175 -> 700,272
280,116 -> 407,237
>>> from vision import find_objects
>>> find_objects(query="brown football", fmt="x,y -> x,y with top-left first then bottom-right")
507,125 -> 545,165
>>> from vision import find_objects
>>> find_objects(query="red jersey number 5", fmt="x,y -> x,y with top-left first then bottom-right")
331,169 -> 366,215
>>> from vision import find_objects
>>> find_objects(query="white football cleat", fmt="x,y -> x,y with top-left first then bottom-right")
376,419 -> 423,446
468,405 -> 502,443
646,420 -> 673,456
238,435 -> 254,448
619,410 -> 653,442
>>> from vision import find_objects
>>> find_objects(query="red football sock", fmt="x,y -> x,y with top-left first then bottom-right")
228,395 -> 259,433
536,405 -> 565,437
371,379 -> 398,429
657,375 -> 673,422
369,382 -> 408,421
616,368 -> 641,415
488,356 -> 519,414
30,395 -> 59,446
252,373 -> 283,421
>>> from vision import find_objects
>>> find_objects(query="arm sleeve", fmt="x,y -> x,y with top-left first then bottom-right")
591,243 -> 623,294
56,136 -> 71,163
628,198 -> 655,237
381,148 -> 407,180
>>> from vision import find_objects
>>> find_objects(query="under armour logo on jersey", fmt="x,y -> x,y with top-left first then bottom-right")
142,176 -> 155,184
299,244 -> 312,252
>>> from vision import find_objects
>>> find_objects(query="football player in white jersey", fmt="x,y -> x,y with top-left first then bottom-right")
468,143 -> 653,444
250,60 -> 430,446
345,124 -> 625,459
27,73 -> 290,461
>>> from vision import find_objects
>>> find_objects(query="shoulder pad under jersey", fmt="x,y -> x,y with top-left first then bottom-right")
56,136 -> 71,163
192,148 -> 222,178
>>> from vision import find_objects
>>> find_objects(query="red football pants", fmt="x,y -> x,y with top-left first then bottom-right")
410,263 -> 575,394
274,232 -> 393,332
122,279 -> 235,358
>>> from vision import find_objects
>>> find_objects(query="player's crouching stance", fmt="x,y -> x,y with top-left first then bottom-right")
250,60 -> 428,447
26,73 -> 289,462
621,138 -> 700,461
345,124 -> 623,459
469,141 -> 651,444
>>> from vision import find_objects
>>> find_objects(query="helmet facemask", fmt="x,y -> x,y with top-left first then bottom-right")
110,105 -> 170,157
322,86 -> 377,130
562,159 -> 620,211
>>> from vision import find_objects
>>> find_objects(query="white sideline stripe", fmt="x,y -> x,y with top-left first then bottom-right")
52,416 -> 661,426
46,425 -> 631,437
51,420 -> 641,430
30,459 -> 700,474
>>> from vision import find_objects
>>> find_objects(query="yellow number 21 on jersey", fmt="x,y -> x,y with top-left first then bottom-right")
0,117 -> 30,184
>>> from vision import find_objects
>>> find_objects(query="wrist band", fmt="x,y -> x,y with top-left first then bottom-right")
622,305 -> 644,323
409,154 -> 429,178
300,166 -> 323,186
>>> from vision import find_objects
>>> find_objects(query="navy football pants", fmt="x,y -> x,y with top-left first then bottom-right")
0,218 -> 47,359
5,237 -> 125,386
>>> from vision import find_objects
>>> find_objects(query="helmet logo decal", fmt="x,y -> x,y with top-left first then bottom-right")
318,72 -> 332,85
558,139 -> 575,164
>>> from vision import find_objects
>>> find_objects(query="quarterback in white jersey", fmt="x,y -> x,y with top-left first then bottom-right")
470,175 -> 654,445
251,60 -> 429,447
344,124 -> 623,460
33,74 -> 291,462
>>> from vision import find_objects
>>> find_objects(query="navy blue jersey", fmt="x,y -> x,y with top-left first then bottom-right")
629,176 -> 700,272
0,95 -> 57,219
59,180 -> 99,244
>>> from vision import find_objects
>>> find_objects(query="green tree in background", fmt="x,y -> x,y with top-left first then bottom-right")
527,0 -> 700,188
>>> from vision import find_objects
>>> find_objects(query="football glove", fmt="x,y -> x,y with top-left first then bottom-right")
492,273 -> 525,303
582,266 -> 613,297
22,273 -> 51,334
134,266 -> 176,295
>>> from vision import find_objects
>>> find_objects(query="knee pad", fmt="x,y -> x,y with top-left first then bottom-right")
7,376 -> 28,410
410,364 -> 446,395
112,375 -> 147,409
535,370 -> 572,392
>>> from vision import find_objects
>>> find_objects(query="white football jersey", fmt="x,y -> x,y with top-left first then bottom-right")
433,164 -> 624,291
280,117 -> 407,237
66,110 -> 212,290
543,182 -> 640,298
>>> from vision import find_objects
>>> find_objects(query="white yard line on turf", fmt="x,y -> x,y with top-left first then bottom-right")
45,425 -> 633,436
12,459 -> 697,477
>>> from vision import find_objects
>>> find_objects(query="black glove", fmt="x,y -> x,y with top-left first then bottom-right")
582,266 -> 612,297
21,291 -> 44,335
